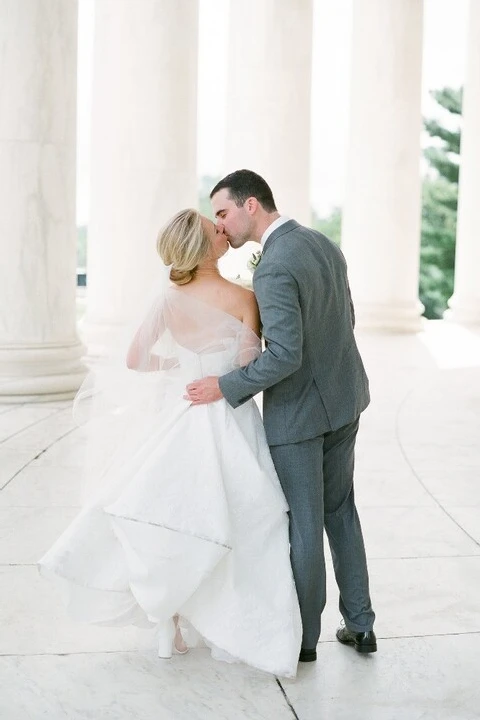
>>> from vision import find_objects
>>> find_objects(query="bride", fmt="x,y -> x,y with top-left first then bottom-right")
38,209 -> 302,678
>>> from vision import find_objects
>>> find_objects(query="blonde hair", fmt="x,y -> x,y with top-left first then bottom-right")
156,209 -> 210,285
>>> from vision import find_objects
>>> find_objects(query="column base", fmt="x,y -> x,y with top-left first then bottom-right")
444,297 -> 480,326
0,341 -> 87,403
354,301 -> 425,333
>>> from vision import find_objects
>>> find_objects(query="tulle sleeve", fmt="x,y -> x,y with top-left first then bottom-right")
233,325 -> 262,368
125,298 -> 182,373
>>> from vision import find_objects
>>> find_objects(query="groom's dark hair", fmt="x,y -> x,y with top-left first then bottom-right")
210,170 -> 277,213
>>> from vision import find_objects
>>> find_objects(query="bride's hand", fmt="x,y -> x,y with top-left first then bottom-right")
185,377 -> 223,404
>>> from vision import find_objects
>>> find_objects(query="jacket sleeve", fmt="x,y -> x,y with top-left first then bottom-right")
219,260 -> 303,408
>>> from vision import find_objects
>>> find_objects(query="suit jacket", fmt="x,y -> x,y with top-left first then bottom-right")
219,220 -> 370,446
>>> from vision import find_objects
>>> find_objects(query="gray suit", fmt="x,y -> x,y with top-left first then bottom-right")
219,220 -> 375,648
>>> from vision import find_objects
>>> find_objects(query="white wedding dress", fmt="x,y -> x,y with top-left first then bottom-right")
38,288 -> 302,678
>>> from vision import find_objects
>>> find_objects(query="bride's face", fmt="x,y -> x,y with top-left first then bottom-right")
202,217 -> 229,259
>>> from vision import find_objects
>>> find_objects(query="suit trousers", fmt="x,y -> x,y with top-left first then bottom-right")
269,417 -> 375,649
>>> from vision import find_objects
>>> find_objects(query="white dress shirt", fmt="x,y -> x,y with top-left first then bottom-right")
260,216 -> 290,248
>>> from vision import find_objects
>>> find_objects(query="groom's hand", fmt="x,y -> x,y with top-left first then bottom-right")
185,376 -> 223,404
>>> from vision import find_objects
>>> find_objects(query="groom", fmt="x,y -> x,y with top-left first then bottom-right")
186,169 -> 376,661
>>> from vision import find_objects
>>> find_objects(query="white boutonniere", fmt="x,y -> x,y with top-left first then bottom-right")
247,250 -> 262,273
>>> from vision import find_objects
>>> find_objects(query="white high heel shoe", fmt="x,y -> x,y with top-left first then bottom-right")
157,616 -> 189,658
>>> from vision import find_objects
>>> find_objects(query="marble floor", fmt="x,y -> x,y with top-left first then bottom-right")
1,321 -> 479,719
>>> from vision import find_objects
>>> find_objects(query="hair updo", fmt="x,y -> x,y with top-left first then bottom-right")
156,209 -> 210,285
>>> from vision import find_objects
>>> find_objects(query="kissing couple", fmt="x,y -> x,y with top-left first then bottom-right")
39,169 -> 376,678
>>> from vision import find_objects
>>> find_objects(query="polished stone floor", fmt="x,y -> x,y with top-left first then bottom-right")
1,321 -> 479,719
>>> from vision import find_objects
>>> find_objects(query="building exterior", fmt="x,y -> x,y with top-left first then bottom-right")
1,0 -> 479,402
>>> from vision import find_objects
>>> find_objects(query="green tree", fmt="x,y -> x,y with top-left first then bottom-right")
420,87 -> 462,319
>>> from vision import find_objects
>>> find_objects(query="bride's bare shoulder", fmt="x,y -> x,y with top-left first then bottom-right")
173,278 -> 259,331
221,280 -> 260,334
223,277 -> 254,296
222,278 -> 257,307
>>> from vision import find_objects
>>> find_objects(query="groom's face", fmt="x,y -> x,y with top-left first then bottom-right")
211,189 -> 254,249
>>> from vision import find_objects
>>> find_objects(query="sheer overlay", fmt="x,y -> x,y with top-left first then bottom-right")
38,287 -> 302,678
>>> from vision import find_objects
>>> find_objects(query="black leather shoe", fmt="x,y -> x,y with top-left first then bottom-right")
336,626 -> 377,653
299,648 -> 317,662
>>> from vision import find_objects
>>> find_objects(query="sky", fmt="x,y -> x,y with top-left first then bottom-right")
76,0 -> 469,225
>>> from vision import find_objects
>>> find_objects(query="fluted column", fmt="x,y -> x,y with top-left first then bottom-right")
0,0 -> 86,402
341,0 -> 424,331
83,0 -> 199,351
225,0 -> 313,224
446,0 -> 480,325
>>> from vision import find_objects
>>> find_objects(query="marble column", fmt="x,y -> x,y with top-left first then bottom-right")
0,0 -> 86,402
224,0 -> 313,224
446,0 -> 480,325
341,0 -> 424,331
83,0 -> 199,352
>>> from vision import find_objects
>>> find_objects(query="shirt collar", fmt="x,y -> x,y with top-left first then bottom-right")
260,215 -> 290,248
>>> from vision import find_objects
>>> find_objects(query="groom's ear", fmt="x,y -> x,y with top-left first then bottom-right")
245,197 -> 258,215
